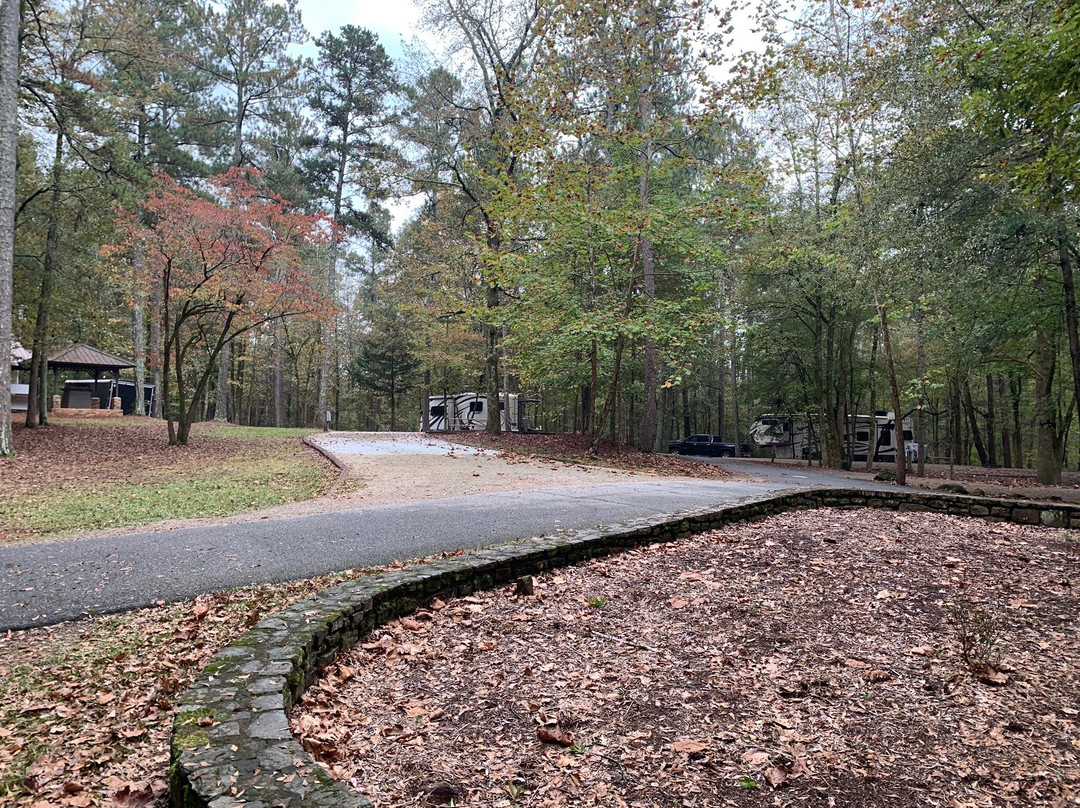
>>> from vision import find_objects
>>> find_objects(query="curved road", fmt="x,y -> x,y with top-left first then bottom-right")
0,454 -> 895,632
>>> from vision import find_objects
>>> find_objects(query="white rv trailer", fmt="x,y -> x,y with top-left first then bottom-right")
750,412 -> 913,462
425,393 -> 541,432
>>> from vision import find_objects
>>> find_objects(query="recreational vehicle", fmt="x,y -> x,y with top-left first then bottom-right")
750,412 -> 914,462
425,393 -> 541,433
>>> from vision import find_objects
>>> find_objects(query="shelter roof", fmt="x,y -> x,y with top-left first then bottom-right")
11,339 -> 30,367
47,343 -> 134,372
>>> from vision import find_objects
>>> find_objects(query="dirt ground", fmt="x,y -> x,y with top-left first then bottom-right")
292,509 -> 1080,808
308,432 -> 703,507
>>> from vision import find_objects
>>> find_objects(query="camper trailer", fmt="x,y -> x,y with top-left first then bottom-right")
750,412 -> 913,462
425,393 -> 541,433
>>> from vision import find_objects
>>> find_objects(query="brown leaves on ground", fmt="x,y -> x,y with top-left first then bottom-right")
0,558 -> 448,807
292,510 -> 1080,807
450,432 -> 732,479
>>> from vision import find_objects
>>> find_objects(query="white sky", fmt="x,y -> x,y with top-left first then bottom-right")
296,0 -> 424,64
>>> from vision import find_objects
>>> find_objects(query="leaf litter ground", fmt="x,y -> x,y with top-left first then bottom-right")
292,510 -> 1080,808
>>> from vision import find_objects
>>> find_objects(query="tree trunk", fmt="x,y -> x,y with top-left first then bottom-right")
213,343 -> 229,421
730,320 -> 740,452
149,271 -> 163,418
948,376 -> 962,469
637,56 -> 657,453
484,280 -> 501,434
421,364 -> 431,432
273,320 -> 285,427
962,381 -> 989,467
592,333 -> 625,453
27,130 -> 63,428
985,373 -> 996,467
876,299 -> 905,486
915,316 -> 926,476
682,385 -> 691,439
1058,231 -> 1080,457
999,374 -> 1012,468
717,350 -> 726,441
0,0 -> 18,456
132,239 -> 146,417
1034,325 -> 1062,484
1010,373 -> 1022,467
866,328 -> 878,470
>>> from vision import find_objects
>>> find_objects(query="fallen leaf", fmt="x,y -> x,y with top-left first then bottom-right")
112,782 -> 154,807
673,739 -> 709,755
538,726 -> 574,746
764,766 -> 790,788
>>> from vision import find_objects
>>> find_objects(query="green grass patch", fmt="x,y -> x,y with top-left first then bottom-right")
1,460 -> 326,536
3,422 -> 332,539
197,423 -> 317,440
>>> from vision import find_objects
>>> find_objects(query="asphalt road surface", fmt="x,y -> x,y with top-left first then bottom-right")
0,455 -> 895,632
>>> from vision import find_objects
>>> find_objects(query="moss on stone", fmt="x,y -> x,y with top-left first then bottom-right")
172,708 -> 215,750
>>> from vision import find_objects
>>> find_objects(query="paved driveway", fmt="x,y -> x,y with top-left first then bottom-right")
0,450 -> 894,632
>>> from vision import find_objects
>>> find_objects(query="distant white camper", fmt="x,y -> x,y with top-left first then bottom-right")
425,393 -> 541,433
750,412 -> 913,462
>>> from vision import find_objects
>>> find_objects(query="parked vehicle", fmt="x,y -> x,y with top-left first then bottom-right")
668,434 -> 737,457
749,412 -> 913,462
424,392 -> 541,432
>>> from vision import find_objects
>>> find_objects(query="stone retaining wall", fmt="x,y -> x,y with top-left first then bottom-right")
169,487 -> 1080,808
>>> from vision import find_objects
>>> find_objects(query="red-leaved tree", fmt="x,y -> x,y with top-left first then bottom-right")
108,169 -> 330,445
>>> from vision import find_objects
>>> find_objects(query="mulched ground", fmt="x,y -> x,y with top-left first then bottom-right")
292,509 -> 1080,808
449,433 -> 732,479
849,463 -> 1080,491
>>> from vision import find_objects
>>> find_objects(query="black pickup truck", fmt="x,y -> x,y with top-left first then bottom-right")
667,434 -> 737,457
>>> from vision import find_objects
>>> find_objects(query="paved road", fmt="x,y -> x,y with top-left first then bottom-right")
0,454 -> 893,632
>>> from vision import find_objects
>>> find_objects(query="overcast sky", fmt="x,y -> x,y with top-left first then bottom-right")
296,0 -> 423,64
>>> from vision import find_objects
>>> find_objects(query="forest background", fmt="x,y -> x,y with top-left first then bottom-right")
0,0 -> 1077,486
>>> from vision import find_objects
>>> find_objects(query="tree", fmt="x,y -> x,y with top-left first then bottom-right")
196,0 -> 307,424
308,25 -> 400,429
348,304 -> 421,430
107,169 -> 329,444
99,0 -> 222,419
0,0 -> 17,456
415,0 -> 545,434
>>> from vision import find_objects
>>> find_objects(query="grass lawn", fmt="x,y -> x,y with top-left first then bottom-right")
0,418 -> 335,542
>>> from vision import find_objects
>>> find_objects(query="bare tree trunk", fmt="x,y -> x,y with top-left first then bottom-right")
730,320 -> 740,452
916,316 -> 926,477
1058,231 -> 1080,457
962,380 -> 989,467
1010,374 -> 1022,467
681,385 -> 691,438
273,322 -> 285,427
999,374 -> 1012,468
1034,325 -> 1062,484
27,130 -> 63,428
637,45 -> 657,453
985,373 -> 996,467
316,249 -> 337,428
876,299 -> 905,486
485,281 -> 500,434
421,363 -> 431,432
0,0 -> 18,456
717,350 -> 726,441
866,328 -> 878,470
132,240 -> 146,417
149,273 -> 163,418
213,342 -> 229,421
